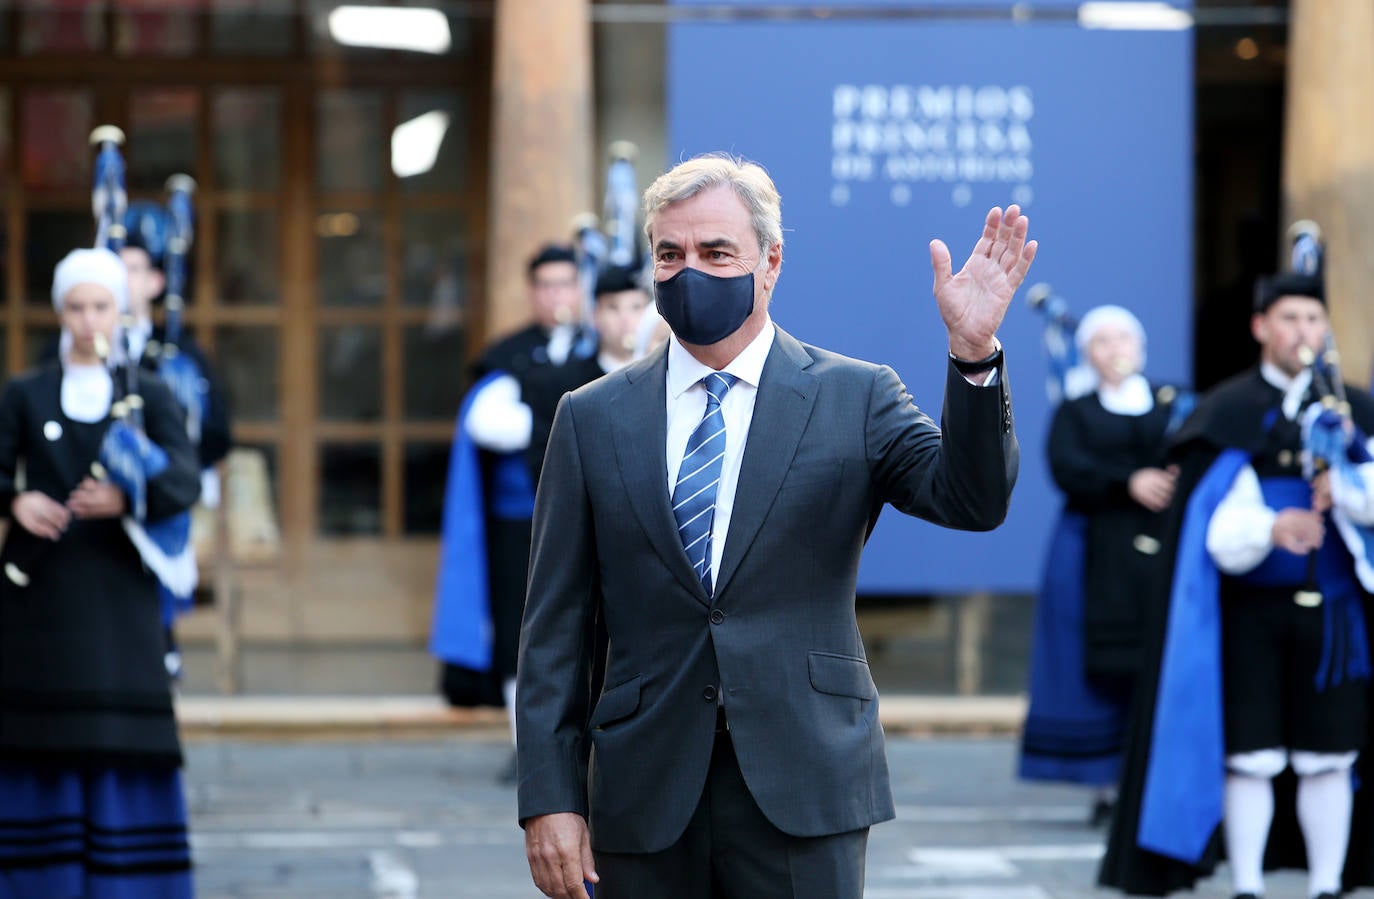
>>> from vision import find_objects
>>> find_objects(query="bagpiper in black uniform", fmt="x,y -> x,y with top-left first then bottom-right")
1100,270 -> 1374,899
0,248 -> 200,898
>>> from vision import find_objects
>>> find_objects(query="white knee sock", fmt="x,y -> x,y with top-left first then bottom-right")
503,677 -> 518,746
1224,773 -> 1274,895
1297,769 -> 1352,897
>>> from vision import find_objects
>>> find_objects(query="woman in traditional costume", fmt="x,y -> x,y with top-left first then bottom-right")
1019,305 -> 1186,824
0,247 -> 199,898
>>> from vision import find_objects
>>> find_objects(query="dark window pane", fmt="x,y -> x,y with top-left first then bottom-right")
21,91 -> 93,190
401,209 -> 469,312
211,0 -> 293,55
114,4 -> 198,56
317,211 -> 384,307
216,326 -> 279,421
25,327 -> 60,368
0,95 -> 7,309
217,209 -> 280,305
319,326 -> 381,421
320,443 -> 381,536
0,91 -> 10,183
396,91 -> 466,193
214,89 -> 281,191
316,90 -> 383,192
27,211 -> 94,305
404,442 -> 450,534
20,5 -> 107,55
128,89 -> 198,191
403,324 -> 463,421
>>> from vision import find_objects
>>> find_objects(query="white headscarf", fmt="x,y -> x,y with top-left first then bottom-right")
52,248 -> 127,421
52,247 -> 128,314
1074,305 -> 1146,360
1069,305 -> 1152,414
52,247 -> 130,367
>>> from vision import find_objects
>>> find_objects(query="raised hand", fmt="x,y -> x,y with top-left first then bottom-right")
929,205 -> 1037,360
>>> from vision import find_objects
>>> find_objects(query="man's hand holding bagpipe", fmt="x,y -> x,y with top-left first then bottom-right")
67,477 -> 128,520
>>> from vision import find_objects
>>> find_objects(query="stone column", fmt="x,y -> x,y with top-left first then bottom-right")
485,0 -> 594,344
1283,0 -> 1374,386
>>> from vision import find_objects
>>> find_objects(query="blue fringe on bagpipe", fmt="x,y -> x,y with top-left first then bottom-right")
157,355 -> 206,447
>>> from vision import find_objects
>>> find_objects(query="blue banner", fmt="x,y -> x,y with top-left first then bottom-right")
669,3 -> 1193,592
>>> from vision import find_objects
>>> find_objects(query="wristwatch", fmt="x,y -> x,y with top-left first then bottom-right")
950,339 -> 1003,376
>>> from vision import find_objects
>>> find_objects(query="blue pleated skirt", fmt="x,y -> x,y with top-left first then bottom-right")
0,763 -> 193,899
1018,510 -> 1130,787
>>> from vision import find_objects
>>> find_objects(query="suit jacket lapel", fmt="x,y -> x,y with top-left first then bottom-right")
611,344 -> 713,604
714,328 -> 818,598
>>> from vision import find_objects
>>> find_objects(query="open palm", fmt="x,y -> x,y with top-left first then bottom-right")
930,205 -> 1037,360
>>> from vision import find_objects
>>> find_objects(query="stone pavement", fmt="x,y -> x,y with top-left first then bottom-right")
185,735 -> 1364,899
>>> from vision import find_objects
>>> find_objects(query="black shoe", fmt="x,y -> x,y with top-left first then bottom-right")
1231,893 -> 1261,899
1312,893 -> 1339,899
1089,797 -> 1114,828
496,750 -> 518,786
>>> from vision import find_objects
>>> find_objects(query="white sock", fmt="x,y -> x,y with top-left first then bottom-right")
503,677 -> 518,746
1224,773 -> 1274,896
1297,769 -> 1352,897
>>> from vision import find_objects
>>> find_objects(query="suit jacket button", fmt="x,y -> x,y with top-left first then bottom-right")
709,609 -> 725,625
703,686 -> 717,701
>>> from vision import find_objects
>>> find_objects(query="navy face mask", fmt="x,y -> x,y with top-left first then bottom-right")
653,267 -> 756,346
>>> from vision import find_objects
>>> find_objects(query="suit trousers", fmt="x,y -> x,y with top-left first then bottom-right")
594,713 -> 869,899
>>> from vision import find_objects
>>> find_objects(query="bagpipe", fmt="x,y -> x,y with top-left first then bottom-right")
80,127 -> 197,601
1289,220 -> 1374,607
155,174 -> 210,448
0,128 -> 129,586
570,140 -> 661,360
1026,282 -> 1083,403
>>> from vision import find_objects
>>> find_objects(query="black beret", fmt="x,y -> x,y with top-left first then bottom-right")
1254,271 -> 1324,313
594,265 -> 642,299
526,243 -> 578,277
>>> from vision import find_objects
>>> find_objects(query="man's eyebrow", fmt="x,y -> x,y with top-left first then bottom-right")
654,238 -> 684,253
699,238 -> 740,250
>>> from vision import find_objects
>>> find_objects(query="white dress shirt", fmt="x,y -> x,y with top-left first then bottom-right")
665,320 -> 776,585
127,318 -> 153,364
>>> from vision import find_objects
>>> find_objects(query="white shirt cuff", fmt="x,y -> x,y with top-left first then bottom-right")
463,374 -> 533,453
1206,464 -> 1277,574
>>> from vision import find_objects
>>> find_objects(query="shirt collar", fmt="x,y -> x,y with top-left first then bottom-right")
667,318 -> 776,399
1096,373 -> 1154,416
1260,361 -> 1313,420
1259,360 -> 1314,398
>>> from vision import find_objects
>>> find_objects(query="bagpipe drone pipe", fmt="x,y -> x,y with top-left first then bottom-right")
1026,282 -> 1082,404
1287,221 -> 1374,614
571,140 -> 664,361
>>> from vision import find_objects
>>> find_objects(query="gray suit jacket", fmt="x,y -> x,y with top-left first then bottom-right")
515,326 -> 1018,853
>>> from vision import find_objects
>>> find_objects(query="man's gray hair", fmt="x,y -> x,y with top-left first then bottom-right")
643,153 -> 783,255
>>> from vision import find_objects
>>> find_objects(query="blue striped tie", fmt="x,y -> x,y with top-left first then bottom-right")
672,372 -> 739,595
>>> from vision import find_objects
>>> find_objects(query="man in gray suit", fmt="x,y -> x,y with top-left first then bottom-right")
516,153 -> 1036,899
